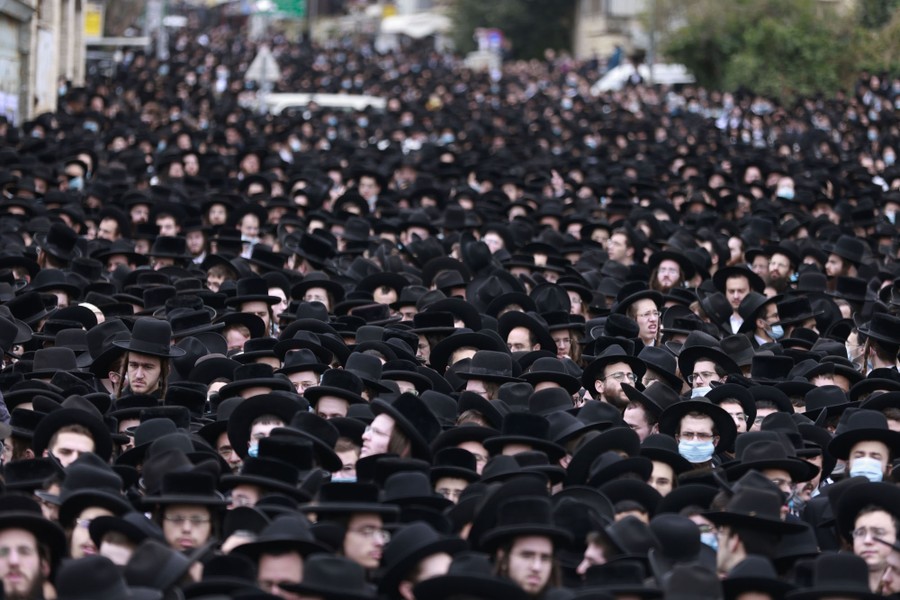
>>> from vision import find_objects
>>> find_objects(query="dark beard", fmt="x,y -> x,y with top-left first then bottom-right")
5,572 -> 44,600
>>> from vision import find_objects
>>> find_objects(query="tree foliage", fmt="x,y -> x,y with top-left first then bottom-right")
450,0 -> 577,60
661,0 -> 868,101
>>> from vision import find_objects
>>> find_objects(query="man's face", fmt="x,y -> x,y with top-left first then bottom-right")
596,361 -> 635,409
70,506 -> 113,558
434,476 -> 469,504
360,414 -> 394,459
249,420 -> 283,451
358,176 -> 380,202
677,415 -> 716,447
606,233 -> 630,263
623,404 -> 654,442
97,218 -> 119,241
48,431 -> 95,468
551,330 -> 571,359
258,551 -> 304,598
127,352 -> 163,395
315,397 -> 349,420
725,276 -> 751,311
825,254 -> 845,278
631,299 -> 659,342
288,370 -> 319,395
849,440 -> 891,477
130,204 -> 149,224
161,505 -> 213,552
0,529 -> 45,599
690,360 -> 721,389
648,461 -> 675,497
502,535 -> 554,595
576,541 -> 605,576
881,546 -> 900,595
507,327 -> 535,353
768,252 -> 793,283
242,300 -> 270,332
342,513 -> 386,569
853,509 -> 896,570
216,431 -> 243,473
656,259 -> 681,289
718,400 -> 748,434
156,216 -> 178,237
186,231 -> 205,255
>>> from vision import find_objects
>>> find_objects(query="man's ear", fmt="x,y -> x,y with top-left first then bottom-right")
398,580 -> 416,600
594,380 -> 604,395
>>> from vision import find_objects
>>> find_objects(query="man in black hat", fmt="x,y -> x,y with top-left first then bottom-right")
112,319 -> 185,398
0,497 -> 66,599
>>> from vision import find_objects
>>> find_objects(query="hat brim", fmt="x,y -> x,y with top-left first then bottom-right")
479,523 -> 572,554
704,509 -> 806,533
565,427 -> 641,486
378,536 -> 469,594
0,513 -> 66,565
827,428 -> 900,461
725,457 -> 819,484
59,489 -> 133,528
112,339 -> 186,359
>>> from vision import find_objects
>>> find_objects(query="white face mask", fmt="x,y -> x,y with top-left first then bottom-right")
849,456 -> 884,482
691,386 -> 712,398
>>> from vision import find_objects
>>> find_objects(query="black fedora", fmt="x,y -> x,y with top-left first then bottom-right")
858,313 -> 900,346
564,426 -> 641,486
427,329 -> 509,374
303,368 -> 367,407
231,513 -> 327,561
724,438 -> 819,483
219,456 -> 307,501
786,552 -> 881,600
640,433 -> 693,475
737,292 -> 781,333
483,412 -> 565,461
478,495 -> 572,553
300,482 -> 399,518
55,555 -> 162,600
412,552 -> 529,600
271,411 -> 343,472
226,393 -> 305,459
278,554 -> 376,600
836,480 -> 900,544
622,381 -> 681,421
35,221 -> 82,262
827,408 -> 900,460
455,349 -> 520,384
637,345 -> 683,390
225,276 -> 281,308
377,521 -> 467,595
112,318 -> 185,358
141,465 -> 228,508
704,487 -> 805,533
370,392 -> 442,461
521,356 -> 581,395
775,297 -> 822,327
676,331 -> 741,383
824,234 -> 867,266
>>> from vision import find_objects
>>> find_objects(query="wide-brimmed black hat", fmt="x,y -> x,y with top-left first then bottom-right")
88,511 -> 166,550
858,313 -> 900,346
226,393 -> 305,459
577,559 -> 661,599
147,236 -> 190,259
640,433 -> 693,474
377,521 -> 467,594
35,221 -> 82,262
231,513 -> 327,561
725,438 -> 819,483
704,487 -> 805,533
520,356 -> 581,395
722,554 -> 795,600
478,495 -> 572,553
705,383 -> 756,431
300,482 -> 399,518
217,362 -> 295,399
412,552 -> 529,600
713,265 -> 766,296
56,554 -> 163,600
428,329 -> 508,374
637,345 -> 683,391
611,283 -> 663,316
824,234 -> 867,266
304,368 -> 367,407
828,408 -> 900,460
483,411 -> 565,461
675,331 -> 741,383
497,310 -> 556,354
112,318 -> 184,358
737,292 -> 781,333
775,296 -> 822,326
225,276 -> 281,308
786,553 -> 881,600
56,454 -> 132,527
220,456 -> 307,500
32,396 -> 114,461
564,426 -> 641,486
278,554 -> 377,600
581,344 -> 646,389
141,466 -> 228,508
622,381 -> 681,421
371,392 -> 442,461
455,349 -> 521,384
648,249 -> 696,280
657,399 -> 737,453
271,411 -> 343,472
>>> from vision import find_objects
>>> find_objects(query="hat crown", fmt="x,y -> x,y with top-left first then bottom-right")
318,368 -> 364,394
303,554 -> 370,591
56,555 -> 129,598
287,412 -> 340,447
723,488 -> 783,521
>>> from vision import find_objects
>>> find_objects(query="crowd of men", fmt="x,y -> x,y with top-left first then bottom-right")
0,11 -> 898,600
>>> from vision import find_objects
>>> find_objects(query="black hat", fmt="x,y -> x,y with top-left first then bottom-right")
521,356 -> 581,395
88,511 -> 166,549
370,392 -> 441,461
565,426 -> 641,486
304,368 -> 367,407
786,553 -> 881,600
272,411 -> 343,472
377,521 -> 467,595
32,395 -> 114,461
455,350 -> 520,384
649,249 -> 696,280
278,554 -> 376,600
123,538 -> 198,594
725,438 -> 819,483
622,381 -> 681,421
704,487 -> 805,533
858,313 -> 900,346
428,330 -> 508,374
824,235 -> 867,266
647,513 -> 717,584
577,559 -> 660,599
55,555 -> 162,600
141,465 -> 228,508
57,454 -> 132,528
226,276 -> 281,307
497,310 -> 556,354
35,221 -> 82,262
218,363 -> 296,399
483,412 -> 565,461
637,345 -> 683,390
112,318 -> 185,358
737,292 -> 781,333
676,331 -> 741,383
220,456 -> 307,501
478,495 -> 572,553
0,495 -> 67,568
412,552 -> 529,600
657,399 -> 738,453
300,482 -> 399,518
828,408 -> 900,460
713,266 -> 765,296
705,383 -> 756,431
147,236 -> 190,260
231,513 -> 327,561
775,297 -> 822,327
835,481 -> 900,543
640,433 -> 693,474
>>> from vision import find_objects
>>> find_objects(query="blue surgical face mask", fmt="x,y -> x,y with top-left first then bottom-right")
679,440 -> 715,463
247,443 -> 259,458
868,130 -> 879,142
886,210 -> 897,225
776,187 -> 795,200
700,531 -> 718,551
691,386 -> 712,398
68,176 -> 84,191
885,153 -> 896,166
768,324 -> 785,340
331,476 -> 357,483
849,456 -> 883,482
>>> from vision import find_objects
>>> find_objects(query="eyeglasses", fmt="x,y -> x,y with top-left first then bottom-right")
348,526 -> 391,543
688,371 -> 719,384
852,526 -> 890,540
602,372 -> 637,383
164,515 -> 212,526
678,432 -> 714,441
636,310 -> 660,320
75,518 -> 94,529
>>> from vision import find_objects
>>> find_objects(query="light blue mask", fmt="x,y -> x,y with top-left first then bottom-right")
691,386 -> 712,398
849,456 -> 883,482
769,324 -> 785,340
331,476 -> 357,483
247,443 -> 259,458
700,531 -> 718,551
679,440 -> 715,463
68,176 -> 84,191
776,187 -> 795,200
